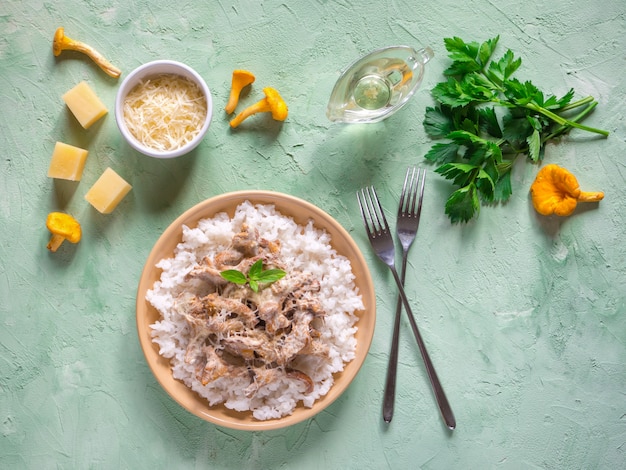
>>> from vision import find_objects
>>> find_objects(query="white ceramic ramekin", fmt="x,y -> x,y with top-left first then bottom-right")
115,60 -> 213,158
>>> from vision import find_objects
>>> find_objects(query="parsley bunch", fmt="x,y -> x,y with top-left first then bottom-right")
423,35 -> 609,223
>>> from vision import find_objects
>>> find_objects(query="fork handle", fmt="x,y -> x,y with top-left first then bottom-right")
382,257 -> 407,423
382,290 -> 402,423
388,266 -> 457,430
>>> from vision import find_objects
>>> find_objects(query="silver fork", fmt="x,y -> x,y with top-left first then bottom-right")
357,184 -> 456,430
382,167 -> 426,423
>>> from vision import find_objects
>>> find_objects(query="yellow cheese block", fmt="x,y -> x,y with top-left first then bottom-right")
62,81 -> 108,129
85,167 -> 132,214
47,142 -> 89,181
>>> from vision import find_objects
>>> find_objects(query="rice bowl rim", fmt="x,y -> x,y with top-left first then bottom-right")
135,190 -> 376,431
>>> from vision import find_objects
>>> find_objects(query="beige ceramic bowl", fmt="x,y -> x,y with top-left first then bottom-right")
136,191 -> 376,431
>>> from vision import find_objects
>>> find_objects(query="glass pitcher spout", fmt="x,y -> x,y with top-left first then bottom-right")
326,45 -> 434,124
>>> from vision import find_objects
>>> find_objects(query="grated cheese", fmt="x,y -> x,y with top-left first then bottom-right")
123,74 -> 208,152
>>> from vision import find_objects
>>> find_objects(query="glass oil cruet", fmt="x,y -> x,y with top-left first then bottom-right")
326,45 -> 434,124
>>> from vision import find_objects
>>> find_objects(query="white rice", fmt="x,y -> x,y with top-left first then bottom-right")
146,201 -> 363,420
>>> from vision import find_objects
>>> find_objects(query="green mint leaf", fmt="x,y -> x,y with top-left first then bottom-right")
220,270 -> 248,285
248,259 -> 263,279
255,269 -> 286,284
245,259 -> 286,289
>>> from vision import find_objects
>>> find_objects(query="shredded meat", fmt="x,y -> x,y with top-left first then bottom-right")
175,224 -> 325,396
184,256 -> 228,286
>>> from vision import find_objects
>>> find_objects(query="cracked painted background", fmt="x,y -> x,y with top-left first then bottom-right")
1,0 -> 625,468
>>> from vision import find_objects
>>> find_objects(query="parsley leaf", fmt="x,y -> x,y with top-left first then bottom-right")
445,184 -> 481,223
423,35 -> 609,223
424,106 -> 454,137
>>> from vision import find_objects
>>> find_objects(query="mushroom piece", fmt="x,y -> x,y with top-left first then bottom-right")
53,27 -> 122,79
286,369 -> 314,394
224,70 -> 256,114
46,212 -> 82,252
229,87 -> 288,128
530,164 -> 604,216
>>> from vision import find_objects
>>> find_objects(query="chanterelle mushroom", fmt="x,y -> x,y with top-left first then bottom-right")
53,27 -> 121,79
224,70 -> 255,114
46,212 -> 82,252
530,164 -> 604,216
229,87 -> 288,128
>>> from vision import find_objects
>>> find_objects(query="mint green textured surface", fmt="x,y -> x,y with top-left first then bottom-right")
2,1 -> 626,468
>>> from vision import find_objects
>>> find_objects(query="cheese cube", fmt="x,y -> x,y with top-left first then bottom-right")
47,142 -> 89,181
85,167 -> 132,214
62,81 -> 108,129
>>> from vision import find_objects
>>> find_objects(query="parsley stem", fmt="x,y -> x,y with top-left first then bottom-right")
545,101 -> 600,141
560,96 -> 595,112
525,102 -> 609,137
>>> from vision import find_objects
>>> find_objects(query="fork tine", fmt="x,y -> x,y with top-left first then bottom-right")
398,168 -> 412,215
356,189 -> 372,238
371,186 -> 389,233
407,167 -> 418,216
357,188 -> 376,238
369,186 -> 391,236
358,186 -> 391,238
399,167 -> 426,218
415,168 -> 426,219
